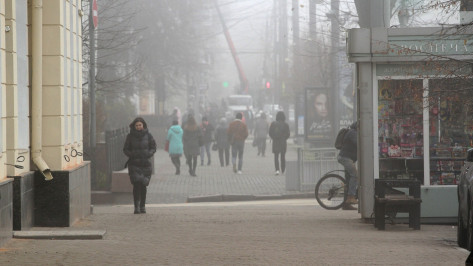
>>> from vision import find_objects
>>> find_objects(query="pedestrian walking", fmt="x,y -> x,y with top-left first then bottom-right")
168,107 -> 181,128
215,117 -> 230,167
200,116 -> 214,166
269,111 -> 290,175
253,112 -> 269,156
227,112 -> 249,174
167,120 -> 183,175
123,117 -> 157,214
183,115 -> 202,177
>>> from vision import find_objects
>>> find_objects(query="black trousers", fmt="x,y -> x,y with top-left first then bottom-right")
133,182 -> 147,207
274,152 -> 286,173
186,154 -> 197,174
171,156 -> 181,170
218,147 -> 230,166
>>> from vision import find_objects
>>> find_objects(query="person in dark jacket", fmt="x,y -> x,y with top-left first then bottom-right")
167,120 -> 183,175
338,121 -> 358,210
253,112 -> 269,156
227,112 -> 249,174
183,115 -> 202,177
200,116 -> 214,166
269,111 -> 290,175
215,117 -> 230,167
123,117 -> 157,214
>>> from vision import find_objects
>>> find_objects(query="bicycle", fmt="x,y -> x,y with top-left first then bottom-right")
315,170 -> 399,222
314,170 -> 347,210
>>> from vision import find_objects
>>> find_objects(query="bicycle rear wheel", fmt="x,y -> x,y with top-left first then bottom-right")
314,174 -> 346,210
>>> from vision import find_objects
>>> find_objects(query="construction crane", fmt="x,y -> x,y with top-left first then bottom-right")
215,2 -> 249,94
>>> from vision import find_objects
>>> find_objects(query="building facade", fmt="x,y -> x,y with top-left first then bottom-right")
0,0 -> 90,246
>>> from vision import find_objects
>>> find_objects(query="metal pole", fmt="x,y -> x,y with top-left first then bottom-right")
273,0 -> 278,106
89,0 -> 96,179
292,0 -> 299,92
308,0 -> 317,86
330,0 -> 340,133
279,0 -> 288,107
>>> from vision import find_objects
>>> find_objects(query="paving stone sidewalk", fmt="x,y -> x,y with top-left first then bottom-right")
145,139 -> 305,204
0,201 -> 468,265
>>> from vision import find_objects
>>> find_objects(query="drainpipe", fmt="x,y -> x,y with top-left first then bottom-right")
31,0 -> 53,181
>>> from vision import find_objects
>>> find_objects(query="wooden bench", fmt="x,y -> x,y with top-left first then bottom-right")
374,179 -> 422,230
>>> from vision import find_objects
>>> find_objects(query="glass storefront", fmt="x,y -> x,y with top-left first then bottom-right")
378,80 -> 424,183
378,78 -> 472,185
428,79 -> 472,185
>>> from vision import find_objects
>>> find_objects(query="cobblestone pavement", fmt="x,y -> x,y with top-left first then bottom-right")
146,139 -> 299,204
0,200 -> 468,265
0,139 -> 469,265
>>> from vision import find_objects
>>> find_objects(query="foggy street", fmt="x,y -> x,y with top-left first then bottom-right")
1,1 -> 473,265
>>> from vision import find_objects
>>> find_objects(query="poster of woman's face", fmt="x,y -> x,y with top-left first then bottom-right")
305,88 -> 333,141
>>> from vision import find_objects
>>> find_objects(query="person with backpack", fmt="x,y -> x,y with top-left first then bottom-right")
269,111 -> 290,175
123,117 -> 157,214
337,121 -> 358,210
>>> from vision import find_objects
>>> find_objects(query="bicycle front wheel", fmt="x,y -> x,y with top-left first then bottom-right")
315,174 -> 346,210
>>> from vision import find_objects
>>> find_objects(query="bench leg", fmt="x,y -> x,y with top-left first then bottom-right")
413,204 -> 421,230
408,204 -> 421,230
375,202 -> 385,230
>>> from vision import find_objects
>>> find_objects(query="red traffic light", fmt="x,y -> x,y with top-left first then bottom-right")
266,81 -> 271,89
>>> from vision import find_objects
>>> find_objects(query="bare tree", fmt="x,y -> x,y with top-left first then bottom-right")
133,0 -> 216,113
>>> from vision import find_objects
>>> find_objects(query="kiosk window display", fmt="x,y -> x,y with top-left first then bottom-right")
378,78 -> 473,185
378,80 -> 424,183
428,79 -> 472,185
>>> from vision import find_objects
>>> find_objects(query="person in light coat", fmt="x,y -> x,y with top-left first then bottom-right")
167,120 -> 183,175
253,112 -> 269,156
215,117 -> 230,167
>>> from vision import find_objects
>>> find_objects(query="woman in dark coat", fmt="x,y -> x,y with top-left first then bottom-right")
123,117 -> 157,214
215,117 -> 230,167
182,115 -> 202,176
268,111 -> 290,175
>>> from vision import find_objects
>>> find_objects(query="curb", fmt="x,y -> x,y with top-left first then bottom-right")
187,193 -> 313,203
13,230 -> 106,240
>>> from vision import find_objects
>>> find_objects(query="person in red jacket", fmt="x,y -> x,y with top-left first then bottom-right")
227,112 -> 249,174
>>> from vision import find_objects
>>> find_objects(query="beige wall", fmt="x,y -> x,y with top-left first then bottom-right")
0,1 -> 6,179
5,0 -> 30,177
0,0 -> 83,180
42,0 -> 83,170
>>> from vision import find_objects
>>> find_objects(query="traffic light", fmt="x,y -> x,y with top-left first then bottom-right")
223,81 -> 229,88
266,81 -> 271,89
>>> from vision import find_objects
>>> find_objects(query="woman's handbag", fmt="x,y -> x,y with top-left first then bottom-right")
164,140 -> 169,152
212,142 -> 218,151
